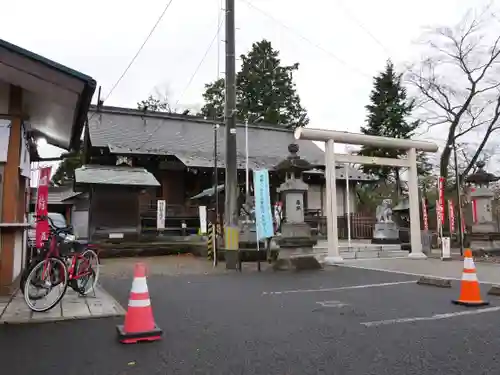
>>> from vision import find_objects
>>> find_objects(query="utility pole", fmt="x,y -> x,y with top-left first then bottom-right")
224,0 -> 239,269
213,123 -> 220,267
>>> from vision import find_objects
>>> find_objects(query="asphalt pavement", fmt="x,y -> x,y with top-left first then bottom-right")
1,266 -> 500,375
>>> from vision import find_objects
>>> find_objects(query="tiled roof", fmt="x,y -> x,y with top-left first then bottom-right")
88,107 -> 325,170
30,186 -> 82,205
74,165 -> 160,187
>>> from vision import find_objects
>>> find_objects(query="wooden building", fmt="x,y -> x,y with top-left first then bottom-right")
75,106 -> 374,242
0,38 -> 95,294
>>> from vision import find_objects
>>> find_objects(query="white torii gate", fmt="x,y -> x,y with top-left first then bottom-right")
294,127 -> 439,264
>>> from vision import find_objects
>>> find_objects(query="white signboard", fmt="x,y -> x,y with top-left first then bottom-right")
157,200 -> 166,230
19,126 -> 31,178
441,237 -> 451,260
0,120 -> 11,162
199,205 -> 207,234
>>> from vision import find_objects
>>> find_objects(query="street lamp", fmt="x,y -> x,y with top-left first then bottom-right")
344,146 -> 356,250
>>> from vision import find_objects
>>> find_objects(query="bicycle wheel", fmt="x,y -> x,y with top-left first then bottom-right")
24,257 -> 68,312
20,254 -> 46,298
75,249 -> 100,296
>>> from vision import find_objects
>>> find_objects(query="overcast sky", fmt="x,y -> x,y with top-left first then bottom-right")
1,0 -> 494,162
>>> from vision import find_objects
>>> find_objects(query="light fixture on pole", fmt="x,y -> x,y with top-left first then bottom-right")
345,164 -> 352,249
451,140 -> 465,256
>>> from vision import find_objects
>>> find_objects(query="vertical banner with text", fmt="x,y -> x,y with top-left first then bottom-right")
199,205 -> 207,234
157,200 -> 166,230
421,198 -> 429,230
35,166 -> 52,248
448,200 -> 455,233
436,200 -> 441,231
470,187 -> 478,223
253,169 -> 274,240
438,177 -> 446,225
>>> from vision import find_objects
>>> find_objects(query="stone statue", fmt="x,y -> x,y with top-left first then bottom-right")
372,199 -> 400,245
376,199 -> 393,223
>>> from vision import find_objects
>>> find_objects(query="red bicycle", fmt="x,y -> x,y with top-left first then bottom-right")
21,215 -> 100,312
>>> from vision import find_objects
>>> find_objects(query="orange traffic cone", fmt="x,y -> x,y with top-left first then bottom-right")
452,249 -> 489,307
117,263 -> 162,344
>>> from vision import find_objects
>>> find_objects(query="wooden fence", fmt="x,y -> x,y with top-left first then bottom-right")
306,213 -> 376,239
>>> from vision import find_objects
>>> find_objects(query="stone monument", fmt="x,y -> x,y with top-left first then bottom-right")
371,199 -> 401,244
465,161 -> 500,251
465,161 -> 499,233
238,196 -> 260,249
273,143 -> 320,271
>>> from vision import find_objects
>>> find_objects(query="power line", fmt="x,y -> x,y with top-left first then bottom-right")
103,0 -> 176,103
135,16 -> 225,152
217,0 -> 224,80
334,0 -> 391,56
174,13 -> 225,108
239,0 -> 371,78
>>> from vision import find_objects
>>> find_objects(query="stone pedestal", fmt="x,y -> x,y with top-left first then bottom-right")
275,224 -> 319,270
372,222 -> 400,244
272,143 -> 322,271
467,186 -> 498,251
238,219 -> 257,247
470,187 -> 496,233
274,176 -> 320,270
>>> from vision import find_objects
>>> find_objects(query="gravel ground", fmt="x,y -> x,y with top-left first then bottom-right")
100,254 -> 273,278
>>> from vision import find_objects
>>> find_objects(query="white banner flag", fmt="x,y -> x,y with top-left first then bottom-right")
199,205 -> 207,234
157,200 -> 165,230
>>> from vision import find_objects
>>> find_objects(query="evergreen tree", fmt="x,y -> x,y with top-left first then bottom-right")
51,150 -> 82,186
358,60 -> 429,194
200,39 -> 308,128
200,78 -> 225,119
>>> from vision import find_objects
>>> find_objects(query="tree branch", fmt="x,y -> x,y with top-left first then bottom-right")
461,93 -> 500,176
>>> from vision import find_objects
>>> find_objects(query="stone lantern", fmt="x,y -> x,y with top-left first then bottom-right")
465,161 -> 500,234
272,143 -> 320,270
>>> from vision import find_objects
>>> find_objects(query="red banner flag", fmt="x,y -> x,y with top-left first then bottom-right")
448,200 -> 455,233
35,166 -> 52,248
438,177 -> 446,225
470,187 -> 478,223
422,198 -> 429,230
436,199 -> 441,230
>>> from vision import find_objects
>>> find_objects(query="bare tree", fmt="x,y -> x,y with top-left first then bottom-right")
407,6 -> 500,181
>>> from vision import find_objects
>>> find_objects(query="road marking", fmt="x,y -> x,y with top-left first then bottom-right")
317,300 -> 348,308
337,263 -> 497,284
262,280 -> 416,295
361,306 -> 500,327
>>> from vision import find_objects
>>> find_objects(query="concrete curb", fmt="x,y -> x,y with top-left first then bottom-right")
0,311 -> 125,325
0,285 -> 126,325
416,276 -> 452,288
487,285 -> 500,296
